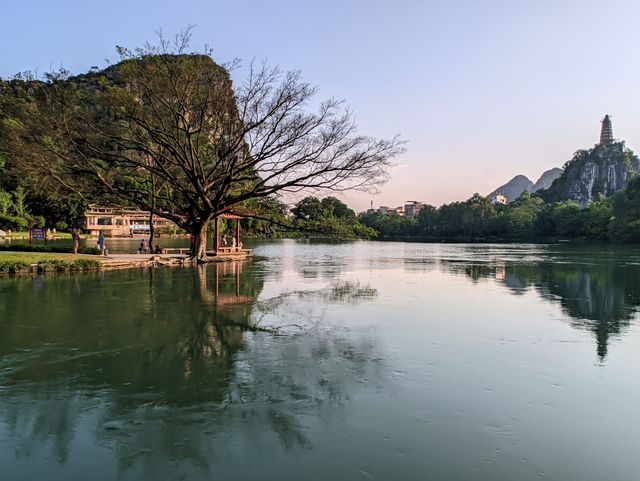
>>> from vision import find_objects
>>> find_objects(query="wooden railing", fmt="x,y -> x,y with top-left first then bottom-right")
160,248 -> 191,255
159,247 -> 251,256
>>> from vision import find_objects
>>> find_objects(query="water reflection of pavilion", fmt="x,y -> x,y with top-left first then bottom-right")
214,261 -> 255,306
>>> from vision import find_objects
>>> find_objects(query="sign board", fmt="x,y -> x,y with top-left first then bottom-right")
29,227 -> 47,245
30,228 -> 46,240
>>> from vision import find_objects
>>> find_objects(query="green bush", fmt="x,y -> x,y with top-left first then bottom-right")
69,258 -> 101,270
36,259 -> 101,273
73,246 -> 101,255
36,260 -> 70,272
30,215 -> 46,229
0,257 -> 101,275
0,244 -> 100,255
0,214 -> 29,231
0,260 -> 31,274
0,244 -> 49,252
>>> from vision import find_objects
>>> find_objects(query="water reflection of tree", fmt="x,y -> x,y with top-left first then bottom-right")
440,260 -> 495,284
251,281 -> 378,331
444,259 -> 640,359
0,263 -> 383,478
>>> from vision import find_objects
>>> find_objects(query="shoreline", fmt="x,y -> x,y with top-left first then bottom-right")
0,251 -> 252,276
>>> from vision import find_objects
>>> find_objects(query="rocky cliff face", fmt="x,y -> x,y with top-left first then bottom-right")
543,142 -> 640,207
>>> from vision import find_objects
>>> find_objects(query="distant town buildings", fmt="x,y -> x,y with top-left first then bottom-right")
403,201 -> 426,217
365,201 -> 427,217
84,205 -> 175,236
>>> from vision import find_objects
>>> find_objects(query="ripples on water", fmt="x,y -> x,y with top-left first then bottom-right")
1,240 -> 639,481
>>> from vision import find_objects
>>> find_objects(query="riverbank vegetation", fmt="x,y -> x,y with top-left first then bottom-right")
0,253 -> 101,275
359,175 -> 640,242
289,196 -> 376,239
0,244 -> 101,254
217,195 -> 375,240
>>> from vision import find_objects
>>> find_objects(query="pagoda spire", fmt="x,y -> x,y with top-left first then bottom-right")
600,114 -> 614,145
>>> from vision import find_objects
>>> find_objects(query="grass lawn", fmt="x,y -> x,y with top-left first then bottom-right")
0,252 -> 97,263
0,252 -> 102,275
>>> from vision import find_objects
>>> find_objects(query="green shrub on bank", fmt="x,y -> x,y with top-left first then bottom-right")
36,259 -> 101,272
0,259 -> 31,274
36,260 -> 68,272
0,214 -> 29,231
0,244 -> 101,255
70,258 -> 102,270
0,258 -> 101,275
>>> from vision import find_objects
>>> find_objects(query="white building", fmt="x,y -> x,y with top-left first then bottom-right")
491,194 -> 508,205
404,201 -> 425,217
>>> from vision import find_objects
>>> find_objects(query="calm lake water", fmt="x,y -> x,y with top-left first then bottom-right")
1,241 -> 639,480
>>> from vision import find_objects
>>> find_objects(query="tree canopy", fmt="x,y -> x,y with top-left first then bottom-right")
0,31 -> 404,259
358,181 -> 640,243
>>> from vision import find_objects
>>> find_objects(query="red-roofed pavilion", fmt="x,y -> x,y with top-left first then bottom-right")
213,213 -> 244,255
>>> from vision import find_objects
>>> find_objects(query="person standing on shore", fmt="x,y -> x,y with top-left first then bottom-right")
98,232 -> 106,256
71,230 -> 80,255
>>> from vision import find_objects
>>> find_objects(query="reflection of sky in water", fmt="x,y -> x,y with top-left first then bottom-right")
1,240 -> 640,481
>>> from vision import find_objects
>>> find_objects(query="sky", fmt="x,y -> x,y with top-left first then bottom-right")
2,0 -> 640,211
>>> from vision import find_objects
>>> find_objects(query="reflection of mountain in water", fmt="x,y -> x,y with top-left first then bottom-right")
0,263 -> 382,478
444,259 -> 640,359
512,262 -> 638,360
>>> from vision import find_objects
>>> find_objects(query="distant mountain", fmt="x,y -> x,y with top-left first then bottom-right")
532,168 -> 563,192
489,168 -> 564,203
489,175 -> 534,202
490,117 -> 638,207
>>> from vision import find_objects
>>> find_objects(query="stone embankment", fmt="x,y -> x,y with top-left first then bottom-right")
99,252 -> 252,270
0,251 -> 252,276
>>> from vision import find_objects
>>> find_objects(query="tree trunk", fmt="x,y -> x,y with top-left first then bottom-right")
148,211 -> 155,252
148,170 -> 156,252
190,221 -> 210,263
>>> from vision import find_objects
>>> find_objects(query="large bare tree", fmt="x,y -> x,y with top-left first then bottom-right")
3,32 -> 404,261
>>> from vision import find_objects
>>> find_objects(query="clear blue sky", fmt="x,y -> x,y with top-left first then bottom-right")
2,0 -> 639,210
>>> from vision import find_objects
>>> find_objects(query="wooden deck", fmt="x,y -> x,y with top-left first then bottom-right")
97,249 -> 252,270
215,246 -> 248,254
208,249 -> 252,259
160,247 -> 191,255
160,247 -> 252,257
